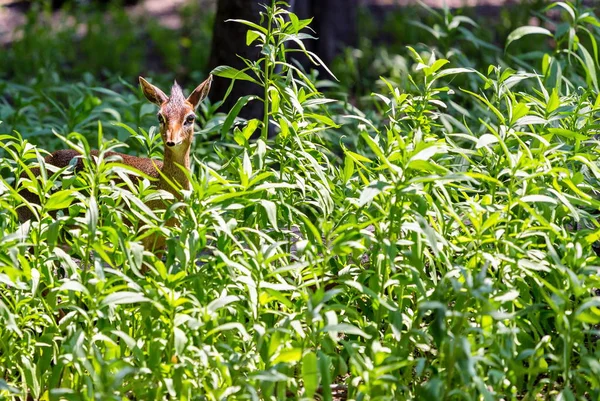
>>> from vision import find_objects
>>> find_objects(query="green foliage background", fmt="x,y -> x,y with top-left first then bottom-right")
1,1 -> 600,400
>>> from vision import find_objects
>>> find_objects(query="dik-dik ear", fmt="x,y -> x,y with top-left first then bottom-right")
139,76 -> 168,105
187,75 -> 213,109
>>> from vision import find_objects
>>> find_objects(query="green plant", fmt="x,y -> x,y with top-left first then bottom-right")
506,0 -> 600,91
1,1 -> 600,400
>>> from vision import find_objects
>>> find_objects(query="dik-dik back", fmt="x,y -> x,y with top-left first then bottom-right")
16,76 -> 213,240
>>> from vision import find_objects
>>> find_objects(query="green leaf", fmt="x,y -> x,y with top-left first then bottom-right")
174,327 -> 187,355
233,127 -> 246,146
269,87 -> 280,114
318,352 -> 333,401
226,18 -> 268,34
430,67 -> 474,84
510,102 -> 530,125
476,134 -> 499,149
221,95 -> 258,138
242,150 -> 252,182
101,291 -> 149,307
321,323 -> 372,339
45,190 -> 77,211
343,157 -> 354,183
246,30 -> 263,46
58,280 -> 89,295
205,322 -> 251,341
273,348 -> 302,364
20,356 -> 40,400
578,45 -> 599,91
302,351 -> 319,399
544,2 -> 576,22
260,200 -> 278,230
410,144 -> 446,162
547,128 -> 588,140
506,26 -> 553,48
520,195 -> 557,205
243,119 -> 261,141
210,66 -> 257,83
358,181 -> 390,207
547,88 -> 560,114
207,295 -> 240,314
86,196 -> 98,235
407,160 -> 447,174
424,59 -> 449,77
575,298 -> 600,324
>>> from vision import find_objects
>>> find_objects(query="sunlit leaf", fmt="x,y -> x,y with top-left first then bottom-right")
506,26 -> 553,48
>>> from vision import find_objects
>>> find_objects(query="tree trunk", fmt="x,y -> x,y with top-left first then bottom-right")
293,0 -> 358,71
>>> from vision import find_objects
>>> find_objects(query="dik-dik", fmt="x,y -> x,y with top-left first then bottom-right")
17,75 -> 213,251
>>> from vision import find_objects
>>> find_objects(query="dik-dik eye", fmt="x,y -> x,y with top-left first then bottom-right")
157,114 -> 165,125
184,114 -> 196,125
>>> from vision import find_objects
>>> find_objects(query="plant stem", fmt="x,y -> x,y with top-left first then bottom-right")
261,3 -> 274,141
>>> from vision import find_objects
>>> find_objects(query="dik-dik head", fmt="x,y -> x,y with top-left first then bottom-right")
139,75 -> 212,153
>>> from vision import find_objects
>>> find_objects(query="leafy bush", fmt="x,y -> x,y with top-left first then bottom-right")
1,1 -> 600,400
0,1 -> 214,83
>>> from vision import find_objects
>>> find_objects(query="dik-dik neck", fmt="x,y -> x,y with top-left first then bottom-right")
160,146 -> 191,194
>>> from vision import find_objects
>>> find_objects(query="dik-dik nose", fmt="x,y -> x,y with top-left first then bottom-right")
166,141 -> 175,147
